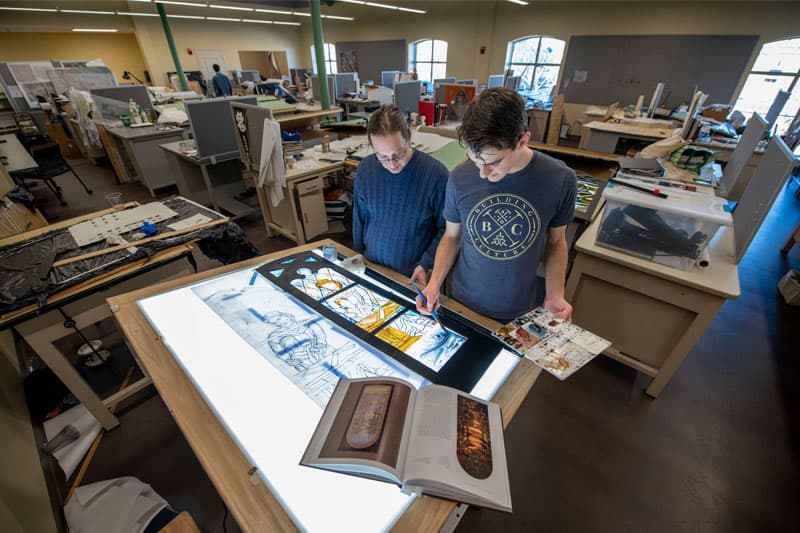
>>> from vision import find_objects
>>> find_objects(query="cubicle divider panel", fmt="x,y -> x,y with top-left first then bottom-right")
560,35 -> 757,107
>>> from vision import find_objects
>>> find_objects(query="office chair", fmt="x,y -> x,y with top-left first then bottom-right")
17,142 -> 93,206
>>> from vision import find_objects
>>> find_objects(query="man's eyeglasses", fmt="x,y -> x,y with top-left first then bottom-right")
375,144 -> 408,164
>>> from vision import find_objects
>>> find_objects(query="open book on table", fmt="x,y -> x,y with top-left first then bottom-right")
301,377 -> 512,513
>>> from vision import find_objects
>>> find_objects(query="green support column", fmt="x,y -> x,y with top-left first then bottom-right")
310,0 -> 330,109
157,3 -> 188,92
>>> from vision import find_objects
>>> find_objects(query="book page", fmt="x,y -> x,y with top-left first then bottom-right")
302,377 -> 416,484
402,386 -> 511,510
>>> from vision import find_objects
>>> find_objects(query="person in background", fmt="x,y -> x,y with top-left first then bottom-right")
212,64 -> 232,97
417,88 -> 577,322
353,105 -> 448,284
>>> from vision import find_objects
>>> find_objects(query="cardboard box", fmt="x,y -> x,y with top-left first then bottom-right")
778,269 -> 800,305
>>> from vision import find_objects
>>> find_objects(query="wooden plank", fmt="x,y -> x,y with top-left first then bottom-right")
108,239 -> 541,533
0,202 -> 139,248
51,217 -> 228,268
95,122 -> 131,182
546,94 -> 565,145
0,243 -> 194,326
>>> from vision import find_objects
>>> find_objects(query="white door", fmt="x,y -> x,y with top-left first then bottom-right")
195,49 -> 225,96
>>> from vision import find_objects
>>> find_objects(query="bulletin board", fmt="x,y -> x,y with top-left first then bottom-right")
334,40 -> 406,84
560,35 -> 758,108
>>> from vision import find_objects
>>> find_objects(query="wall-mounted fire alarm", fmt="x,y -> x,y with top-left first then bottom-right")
480,46 -> 486,55
187,49 -> 193,55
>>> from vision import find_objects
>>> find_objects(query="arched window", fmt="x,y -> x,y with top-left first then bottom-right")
504,35 -> 565,99
310,43 -> 337,75
734,37 -> 800,136
409,39 -> 448,84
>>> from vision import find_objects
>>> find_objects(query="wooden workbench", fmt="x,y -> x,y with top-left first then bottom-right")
108,239 -> 542,532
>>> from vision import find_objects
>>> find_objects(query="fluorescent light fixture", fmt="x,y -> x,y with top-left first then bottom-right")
155,1 -> 207,7
61,9 -> 117,15
292,12 -> 311,17
208,4 -> 254,12
128,0 -> 153,3
507,0 -> 530,5
72,28 -> 119,32
0,6 -> 58,12
167,14 -> 204,19
242,18 -> 272,24
397,7 -> 426,13
206,16 -> 240,21
366,2 -> 398,9
337,0 -> 366,4
273,21 -> 302,26
117,11 -> 159,17
322,15 -> 355,20
255,8 -> 292,15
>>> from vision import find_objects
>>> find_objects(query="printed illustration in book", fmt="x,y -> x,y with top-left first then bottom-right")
492,307 -> 610,380
301,377 -> 512,512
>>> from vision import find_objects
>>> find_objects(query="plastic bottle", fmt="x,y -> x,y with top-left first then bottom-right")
129,98 -> 141,124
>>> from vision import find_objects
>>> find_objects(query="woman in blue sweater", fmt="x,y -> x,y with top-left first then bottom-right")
353,106 -> 448,284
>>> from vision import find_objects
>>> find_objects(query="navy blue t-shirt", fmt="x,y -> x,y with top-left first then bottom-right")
443,150 -> 576,321
353,150 -> 448,276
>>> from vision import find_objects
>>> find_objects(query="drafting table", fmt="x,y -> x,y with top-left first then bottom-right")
258,156 -> 343,245
565,213 -> 740,397
257,96 -> 297,115
160,141 -> 257,219
275,106 -> 343,131
579,120 -> 675,154
108,239 -> 541,532
99,124 -> 185,195
0,133 -> 37,175
0,203 -> 199,430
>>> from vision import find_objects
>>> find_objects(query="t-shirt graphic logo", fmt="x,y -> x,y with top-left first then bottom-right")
466,194 -> 540,259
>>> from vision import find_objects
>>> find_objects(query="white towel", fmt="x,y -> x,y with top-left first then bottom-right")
258,118 -> 286,207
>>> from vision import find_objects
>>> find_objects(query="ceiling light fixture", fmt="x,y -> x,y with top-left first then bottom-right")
155,1 -> 207,7
167,14 -> 205,19
242,18 -> 272,24
336,0 -> 366,4
61,9 -> 117,15
397,7 -> 425,13
292,12 -> 311,17
273,21 -> 302,26
117,11 -> 159,17
206,16 -> 240,21
0,6 -> 58,12
507,0 -> 530,5
72,28 -> 119,32
255,8 -> 292,15
366,2 -> 398,9
208,4 -> 254,12
323,15 -> 355,20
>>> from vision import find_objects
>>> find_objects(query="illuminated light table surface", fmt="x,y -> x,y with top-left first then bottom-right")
108,239 -> 544,532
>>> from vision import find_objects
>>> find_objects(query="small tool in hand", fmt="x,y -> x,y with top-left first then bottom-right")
412,281 -> 449,333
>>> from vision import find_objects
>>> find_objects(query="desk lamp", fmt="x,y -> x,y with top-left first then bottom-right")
122,71 -> 144,84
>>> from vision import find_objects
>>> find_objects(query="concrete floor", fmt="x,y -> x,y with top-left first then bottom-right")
28,156 -> 800,532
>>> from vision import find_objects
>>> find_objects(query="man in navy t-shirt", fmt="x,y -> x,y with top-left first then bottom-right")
416,88 -> 577,322
353,106 -> 448,283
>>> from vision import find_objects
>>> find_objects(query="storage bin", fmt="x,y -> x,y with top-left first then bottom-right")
595,180 -> 732,270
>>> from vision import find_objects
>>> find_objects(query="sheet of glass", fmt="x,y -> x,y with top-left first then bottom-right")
190,269 -> 420,408
137,266 -> 420,531
322,285 -> 403,332
289,266 -> 353,300
376,310 -> 466,372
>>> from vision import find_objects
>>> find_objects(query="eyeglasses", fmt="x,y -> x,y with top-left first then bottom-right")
375,143 -> 408,165
467,147 -> 513,169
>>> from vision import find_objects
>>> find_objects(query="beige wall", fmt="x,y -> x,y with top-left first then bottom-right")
131,18 -> 302,86
0,32 -> 147,84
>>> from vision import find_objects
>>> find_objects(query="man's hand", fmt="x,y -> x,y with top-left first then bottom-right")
544,295 -> 573,321
415,282 -> 441,316
409,265 -> 428,286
